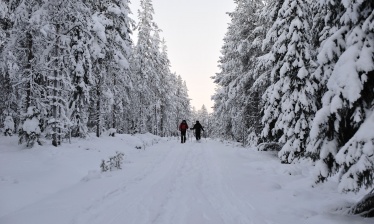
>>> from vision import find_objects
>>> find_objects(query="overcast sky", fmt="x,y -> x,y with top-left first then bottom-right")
129,0 -> 236,113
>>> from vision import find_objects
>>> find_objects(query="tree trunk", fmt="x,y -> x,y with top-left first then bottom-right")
25,31 -> 33,110
52,24 -> 60,147
96,83 -> 101,138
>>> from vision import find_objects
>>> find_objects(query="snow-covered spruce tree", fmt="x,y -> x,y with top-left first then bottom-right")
212,0 -> 247,142
6,0 -> 47,147
250,0 -> 284,146
0,0 -> 23,133
308,0 -> 374,192
179,78 -> 191,127
66,0 -> 94,138
261,0 -> 317,163
39,0 -> 84,146
101,0 -> 133,134
85,0 -> 133,137
211,89 -> 233,139
212,0 -> 264,144
131,0 -> 160,134
306,0 -> 346,161
148,30 -> 164,136
309,0 -> 346,111
255,0 -> 285,146
156,39 -> 174,137
232,0 -> 264,146
168,74 -> 190,136
196,105 -> 210,137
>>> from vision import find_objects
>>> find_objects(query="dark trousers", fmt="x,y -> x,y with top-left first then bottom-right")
196,131 -> 201,140
181,131 -> 186,143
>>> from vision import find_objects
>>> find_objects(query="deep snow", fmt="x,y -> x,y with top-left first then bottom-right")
0,133 -> 372,224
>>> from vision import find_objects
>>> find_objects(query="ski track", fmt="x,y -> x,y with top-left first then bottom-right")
2,139 -> 370,224
72,140 -> 262,224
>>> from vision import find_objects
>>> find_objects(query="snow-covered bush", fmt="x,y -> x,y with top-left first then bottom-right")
3,116 -> 14,136
307,1 -> 374,192
258,142 -> 283,152
100,151 -> 125,172
350,189 -> 374,217
19,107 -> 42,148
108,128 -> 116,137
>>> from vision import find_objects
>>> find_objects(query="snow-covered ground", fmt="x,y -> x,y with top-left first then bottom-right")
0,134 -> 372,224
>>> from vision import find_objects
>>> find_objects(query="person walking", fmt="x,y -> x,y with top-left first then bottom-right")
179,120 -> 189,143
190,121 -> 204,141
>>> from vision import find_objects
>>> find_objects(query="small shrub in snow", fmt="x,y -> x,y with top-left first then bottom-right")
18,107 -> 42,148
100,151 -> 125,172
3,116 -> 14,136
130,125 -> 138,136
258,142 -> 283,152
350,189 -> 374,217
108,128 -> 116,137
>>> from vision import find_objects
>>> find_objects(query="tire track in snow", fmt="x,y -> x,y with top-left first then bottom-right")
74,140 -> 268,224
200,141 -> 268,224
72,141 -> 192,224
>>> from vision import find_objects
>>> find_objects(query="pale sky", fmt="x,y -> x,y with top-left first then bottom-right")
129,0 -> 236,113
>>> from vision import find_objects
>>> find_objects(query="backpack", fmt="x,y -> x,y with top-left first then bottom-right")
180,123 -> 187,131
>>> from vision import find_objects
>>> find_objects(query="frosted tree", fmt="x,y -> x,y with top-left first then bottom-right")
18,106 -> 41,147
212,0 -> 248,142
196,105 -> 210,137
132,0 -> 159,134
0,1 -> 17,131
3,114 -> 15,136
211,88 -> 233,139
100,0 -> 133,134
36,0 -> 98,146
6,0 -> 46,146
66,0 -> 94,138
249,0 -> 286,145
233,0 -> 264,145
84,0 -> 133,137
174,76 -> 191,131
309,0 -> 374,192
306,0 -> 346,161
157,39 -> 174,137
261,0 -> 317,163
148,30 -> 164,136
212,0 -> 264,144
310,0 -> 346,108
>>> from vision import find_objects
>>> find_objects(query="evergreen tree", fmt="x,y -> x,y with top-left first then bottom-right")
66,0 -> 94,138
309,0 -> 374,192
7,0 -> 45,146
212,0 -> 250,142
85,0 -> 133,137
212,0 -> 264,144
157,39 -> 173,137
306,0 -> 346,161
132,0 -> 159,134
102,0 -> 133,134
0,1 -> 17,131
261,0 -> 317,163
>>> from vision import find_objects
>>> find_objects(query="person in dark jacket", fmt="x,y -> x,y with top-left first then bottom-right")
179,120 -> 189,143
190,121 -> 204,141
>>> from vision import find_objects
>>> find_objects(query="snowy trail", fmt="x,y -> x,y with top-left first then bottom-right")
73,141 -> 262,224
0,136 -> 371,224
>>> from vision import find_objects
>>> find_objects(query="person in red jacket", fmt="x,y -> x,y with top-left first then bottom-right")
179,120 -> 189,143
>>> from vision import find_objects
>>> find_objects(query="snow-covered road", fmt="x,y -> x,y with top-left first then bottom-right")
0,135 -> 371,224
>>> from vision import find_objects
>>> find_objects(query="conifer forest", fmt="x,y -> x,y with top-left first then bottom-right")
1,0 -> 374,206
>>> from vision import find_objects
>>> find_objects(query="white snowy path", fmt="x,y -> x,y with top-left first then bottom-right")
0,135 -> 371,224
